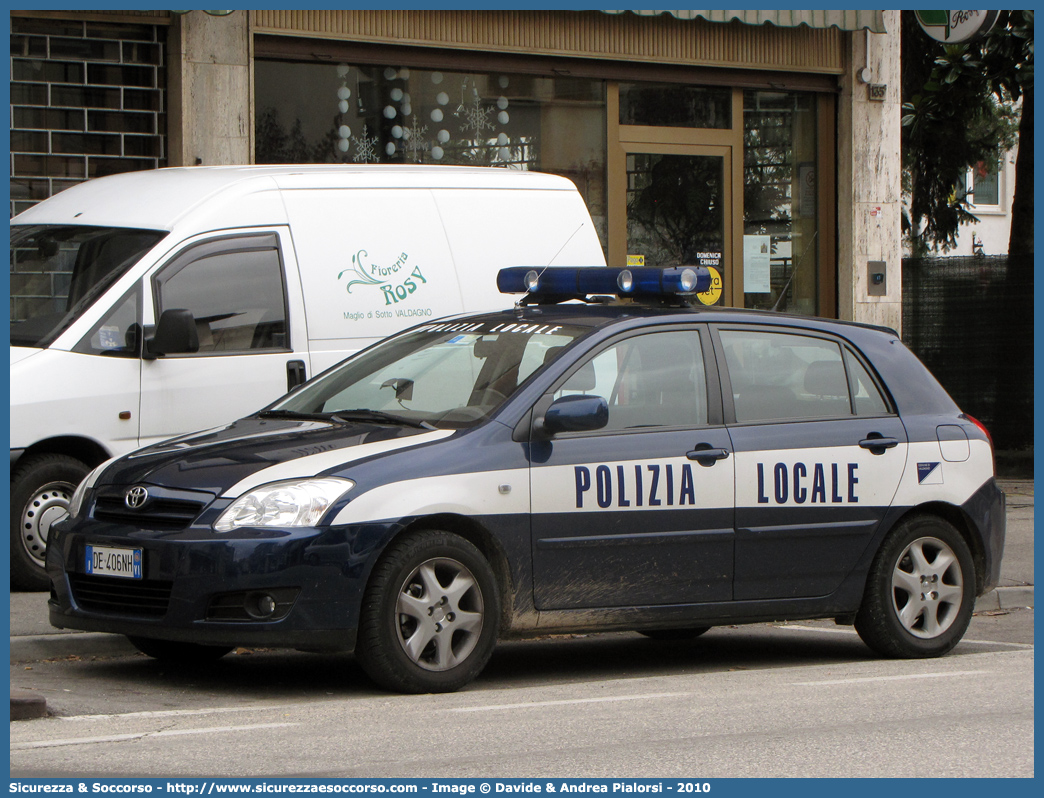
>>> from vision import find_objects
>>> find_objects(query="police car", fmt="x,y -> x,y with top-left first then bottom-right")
47,266 -> 1005,693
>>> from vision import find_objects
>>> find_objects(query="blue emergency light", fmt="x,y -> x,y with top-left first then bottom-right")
496,266 -> 712,303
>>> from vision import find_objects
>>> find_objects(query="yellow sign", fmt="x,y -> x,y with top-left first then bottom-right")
626,254 -> 645,267
697,266 -> 723,306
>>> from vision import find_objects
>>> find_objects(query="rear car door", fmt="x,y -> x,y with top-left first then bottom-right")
529,326 -> 735,609
714,325 -> 908,600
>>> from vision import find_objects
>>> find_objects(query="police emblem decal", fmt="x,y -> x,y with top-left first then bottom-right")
917,462 -> 943,485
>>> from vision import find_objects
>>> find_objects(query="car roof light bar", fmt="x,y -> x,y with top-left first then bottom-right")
496,266 -> 712,304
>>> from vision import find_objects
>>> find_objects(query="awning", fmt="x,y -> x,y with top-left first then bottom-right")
603,10 -> 887,34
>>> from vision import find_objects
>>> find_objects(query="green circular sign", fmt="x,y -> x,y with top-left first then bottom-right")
915,10 -> 1000,44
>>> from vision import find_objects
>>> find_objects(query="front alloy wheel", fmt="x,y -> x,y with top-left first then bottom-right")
395,557 -> 485,671
355,530 -> 499,693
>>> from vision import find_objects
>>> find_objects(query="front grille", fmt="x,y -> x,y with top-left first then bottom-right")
69,574 -> 173,618
92,496 -> 206,529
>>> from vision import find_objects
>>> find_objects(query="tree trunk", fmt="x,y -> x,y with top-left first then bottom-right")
994,84 -> 1033,456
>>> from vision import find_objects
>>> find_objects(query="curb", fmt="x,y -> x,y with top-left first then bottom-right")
975,585 -> 1035,612
10,631 -> 138,664
10,690 -> 48,721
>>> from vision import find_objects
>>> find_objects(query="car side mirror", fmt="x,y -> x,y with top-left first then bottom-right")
541,394 -> 609,436
145,308 -> 199,359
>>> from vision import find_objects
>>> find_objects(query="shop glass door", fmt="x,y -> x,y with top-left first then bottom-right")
624,146 -> 731,306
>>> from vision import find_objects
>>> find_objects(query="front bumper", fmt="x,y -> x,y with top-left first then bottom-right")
46,517 -> 397,651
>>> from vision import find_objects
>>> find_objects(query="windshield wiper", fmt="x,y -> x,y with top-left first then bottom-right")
256,409 -> 345,423
331,409 -> 436,430
258,408 -> 435,430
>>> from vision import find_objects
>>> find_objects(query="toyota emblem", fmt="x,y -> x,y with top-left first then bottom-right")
125,486 -> 149,509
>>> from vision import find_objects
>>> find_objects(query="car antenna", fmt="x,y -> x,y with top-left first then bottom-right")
515,222 -> 586,314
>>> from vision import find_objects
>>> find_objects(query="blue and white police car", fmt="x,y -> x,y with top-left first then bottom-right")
47,266 -> 1005,693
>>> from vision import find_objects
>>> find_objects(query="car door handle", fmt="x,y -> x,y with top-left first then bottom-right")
287,359 -> 307,391
686,445 -> 730,466
859,434 -> 899,454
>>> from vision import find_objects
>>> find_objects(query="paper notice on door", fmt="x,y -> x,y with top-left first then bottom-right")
743,235 -> 772,293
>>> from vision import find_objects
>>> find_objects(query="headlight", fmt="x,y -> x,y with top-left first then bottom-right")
68,457 -> 120,519
214,477 -> 354,532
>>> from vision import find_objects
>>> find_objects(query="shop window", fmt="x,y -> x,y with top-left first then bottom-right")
742,90 -> 818,315
253,60 -> 607,252
619,83 -> 731,129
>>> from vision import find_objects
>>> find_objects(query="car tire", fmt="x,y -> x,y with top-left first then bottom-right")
855,514 -> 976,658
11,453 -> 90,592
355,529 -> 499,694
128,637 -> 233,663
639,627 -> 711,641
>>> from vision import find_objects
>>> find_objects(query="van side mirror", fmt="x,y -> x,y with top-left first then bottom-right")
145,309 -> 199,359
540,394 -> 609,436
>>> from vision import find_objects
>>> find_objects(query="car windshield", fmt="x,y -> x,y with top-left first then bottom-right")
10,224 -> 166,348
269,319 -> 587,429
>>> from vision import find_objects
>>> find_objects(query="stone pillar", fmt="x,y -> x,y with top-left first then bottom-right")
167,10 -> 252,167
837,10 -> 902,334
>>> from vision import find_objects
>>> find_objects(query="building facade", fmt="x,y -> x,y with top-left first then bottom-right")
9,9 -> 903,331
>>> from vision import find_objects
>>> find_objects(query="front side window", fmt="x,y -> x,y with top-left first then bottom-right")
555,330 -> 708,430
721,329 -> 887,422
273,320 -> 587,429
154,239 -> 288,353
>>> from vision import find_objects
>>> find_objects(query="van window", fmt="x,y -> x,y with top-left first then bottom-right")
10,225 -> 165,349
153,239 -> 289,354
73,286 -> 140,357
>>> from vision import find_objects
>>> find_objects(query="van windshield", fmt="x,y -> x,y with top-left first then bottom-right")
266,320 -> 587,429
10,224 -> 166,348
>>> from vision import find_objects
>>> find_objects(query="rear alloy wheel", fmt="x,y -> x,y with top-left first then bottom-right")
355,530 -> 499,693
10,454 -> 89,591
856,515 -> 975,658
128,637 -> 233,664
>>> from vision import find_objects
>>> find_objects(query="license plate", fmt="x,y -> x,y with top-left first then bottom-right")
85,545 -> 143,579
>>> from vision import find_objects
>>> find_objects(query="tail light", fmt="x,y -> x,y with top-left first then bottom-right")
962,414 -> 995,472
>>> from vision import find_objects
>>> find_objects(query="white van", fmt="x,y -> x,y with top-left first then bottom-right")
9,165 -> 605,589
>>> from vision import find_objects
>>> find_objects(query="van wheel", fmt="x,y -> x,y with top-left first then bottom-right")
639,627 -> 711,641
128,637 -> 233,663
11,454 -> 89,592
355,530 -> 499,693
855,515 -> 975,658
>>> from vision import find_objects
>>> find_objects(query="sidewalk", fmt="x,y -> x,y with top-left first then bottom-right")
9,480 -> 1033,715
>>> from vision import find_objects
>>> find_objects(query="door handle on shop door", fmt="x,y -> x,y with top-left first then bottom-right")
686,444 -> 730,466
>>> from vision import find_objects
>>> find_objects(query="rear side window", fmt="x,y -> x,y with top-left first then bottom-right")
719,329 -> 887,422
153,235 -> 289,354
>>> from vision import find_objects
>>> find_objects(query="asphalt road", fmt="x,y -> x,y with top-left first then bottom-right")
9,612 -> 1034,778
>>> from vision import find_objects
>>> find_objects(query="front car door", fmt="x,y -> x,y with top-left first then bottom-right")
714,325 -> 908,600
138,231 -> 308,447
529,326 -> 735,609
